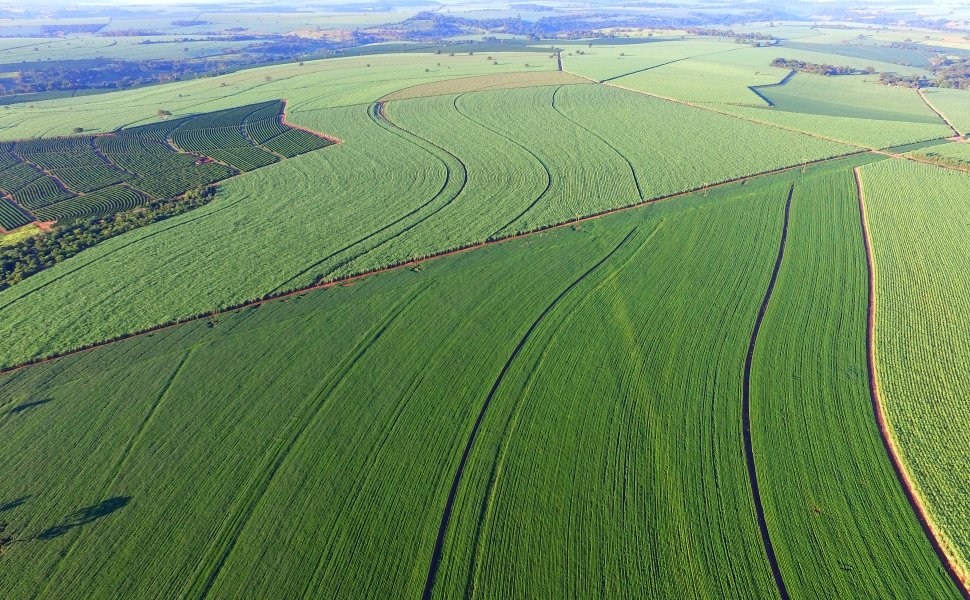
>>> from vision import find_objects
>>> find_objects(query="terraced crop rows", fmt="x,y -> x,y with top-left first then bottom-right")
0,99 -> 335,226
33,185 -> 147,222
0,197 -> 31,230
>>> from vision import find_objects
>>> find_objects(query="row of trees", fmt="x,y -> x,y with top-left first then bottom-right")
0,186 -> 216,290
686,27 -> 777,44
771,58 -> 873,76
877,57 -> 970,90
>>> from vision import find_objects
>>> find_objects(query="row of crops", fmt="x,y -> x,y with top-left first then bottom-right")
860,159 -> 970,583
0,162 -> 960,598
0,99 -> 334,230
0,197 -> 31,230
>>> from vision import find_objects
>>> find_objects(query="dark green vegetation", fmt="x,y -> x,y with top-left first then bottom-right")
751,168 -> 958,596
0,99 -> 332,230
0,198 -> 32,231
0,186 -> 216,290
0,159 -> 960,598
770,57 -> 873,76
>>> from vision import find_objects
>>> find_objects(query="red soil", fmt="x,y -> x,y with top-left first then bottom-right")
280,98 -> 344,145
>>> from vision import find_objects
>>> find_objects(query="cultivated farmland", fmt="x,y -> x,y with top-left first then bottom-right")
0,82 -> 859,366
1,18 -> 969,600
1,165 -> 959,598
0,100 -> 334,227
859,159 -> 970,582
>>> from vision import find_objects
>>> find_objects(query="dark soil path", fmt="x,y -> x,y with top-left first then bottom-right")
742,183 -> 793,600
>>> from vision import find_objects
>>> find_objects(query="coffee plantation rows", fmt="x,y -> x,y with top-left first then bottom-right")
0,99 -> 334,231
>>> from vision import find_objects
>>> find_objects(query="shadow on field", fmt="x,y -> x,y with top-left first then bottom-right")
0,497 -> 29,512
8,399 -> 52,415
34,496 -> 131,541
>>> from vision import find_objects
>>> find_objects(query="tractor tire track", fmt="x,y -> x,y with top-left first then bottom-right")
742,183 -> 793,600
463,221 -> 663,598
450,92 -> 554,239
421,227 -> 640,600
855,167 -> 970,597
1,151 -> 864,376
193,286 -> 427,599
550,84 -> 643,201
270,101 -> 467,291
483,85 -> 615,237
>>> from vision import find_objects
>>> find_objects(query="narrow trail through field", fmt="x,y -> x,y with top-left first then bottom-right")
0,150 -> 868,377
192,287 -> 427,599
916,89 -> 963,138
421,227 -> 640,600
855,168 -> 970,597
550,85 -> 643,201
597,45 -> 748,84
462,221 -> 662,597
742,183 -> 793,600
465,85 -> 583,237
450,92 -> 554,237
269,101 -> 468,292
9,152 -> 79,197
88,137 -> 139,179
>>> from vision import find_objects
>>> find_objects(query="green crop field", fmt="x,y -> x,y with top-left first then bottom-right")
1,10 -> 969,599
755,73 -> 943,123
1,160 -> 960,598
0,100 -> 335,227
751,168 -> 958,597
713,103 -> 953,149
919,88 -> 970,136
905,141 -> 970,170
559,39 -> 736,82
0,82 -> 857,367
860,159 -> 970,580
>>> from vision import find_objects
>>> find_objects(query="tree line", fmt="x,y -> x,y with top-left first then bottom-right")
0,186 -> 216,290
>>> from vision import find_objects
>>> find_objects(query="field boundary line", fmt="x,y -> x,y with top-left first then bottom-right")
421,227 -> 641,600
742,184 -> 793,600
0,150 -> 867,376
463,220 -> 664,597
280,98 -> 344,144
916,88 -> 963,138
597,44 -> 748,84
873,149 -> 970,174
855,166 -> 970,597
604,81 -> 874,150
